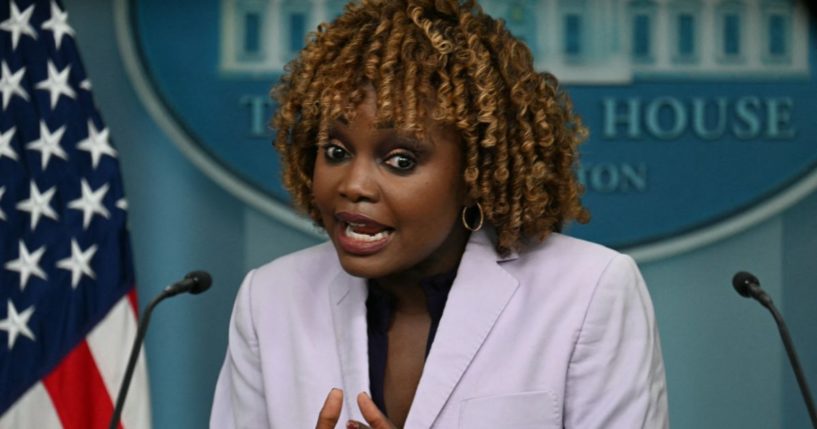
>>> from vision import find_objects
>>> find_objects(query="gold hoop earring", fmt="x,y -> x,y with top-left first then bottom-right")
461,203 -> 484,232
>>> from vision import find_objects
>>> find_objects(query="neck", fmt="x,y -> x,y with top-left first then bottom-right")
371,228 -> 469,313
373,281 -> 428,315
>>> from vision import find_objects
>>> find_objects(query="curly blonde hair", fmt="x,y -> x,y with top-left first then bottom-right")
272,0 -> 589,256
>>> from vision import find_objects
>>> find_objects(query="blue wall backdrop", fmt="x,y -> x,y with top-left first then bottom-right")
63,0 -> 817,428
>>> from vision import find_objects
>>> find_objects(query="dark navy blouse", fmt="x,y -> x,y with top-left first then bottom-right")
365,271 -> 456,416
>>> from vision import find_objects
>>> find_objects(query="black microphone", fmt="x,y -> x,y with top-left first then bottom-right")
163,270 -> 212,297
109,271 -> 213,429
731,271 -> 817,428
732,271 -> 772,307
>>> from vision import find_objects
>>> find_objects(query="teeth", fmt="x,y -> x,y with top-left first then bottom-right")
345,224 -> 391,242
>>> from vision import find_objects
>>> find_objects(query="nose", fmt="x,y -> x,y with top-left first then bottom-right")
338,157 -> 379,202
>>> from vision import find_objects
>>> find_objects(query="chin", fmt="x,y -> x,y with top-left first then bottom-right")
335,254 -> 391,279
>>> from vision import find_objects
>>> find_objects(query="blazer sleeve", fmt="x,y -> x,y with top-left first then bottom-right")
563,254 -> 669,428
210,269 -> 271,429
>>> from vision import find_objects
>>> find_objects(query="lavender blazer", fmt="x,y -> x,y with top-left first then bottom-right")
210,230 -> 669,428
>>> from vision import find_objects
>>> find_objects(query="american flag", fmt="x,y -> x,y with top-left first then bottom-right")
0,0 -> 150,427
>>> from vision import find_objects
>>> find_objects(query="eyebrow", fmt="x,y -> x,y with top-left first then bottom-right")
385,135 -> 429,153
327,123 -> 348,140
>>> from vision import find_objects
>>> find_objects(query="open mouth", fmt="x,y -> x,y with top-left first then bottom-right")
334,212 -> 395,255
343,222 -> 394,242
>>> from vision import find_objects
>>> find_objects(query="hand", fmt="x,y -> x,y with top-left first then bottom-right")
315,389 -> 397,429
347,392 -> 397,429
315,388 -> 344,429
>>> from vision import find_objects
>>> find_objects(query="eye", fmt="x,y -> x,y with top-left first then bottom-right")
322,143 -> 350,163
383,152 -> 417,171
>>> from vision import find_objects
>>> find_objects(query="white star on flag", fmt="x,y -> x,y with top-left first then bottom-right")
57,239 -> 97,289
41,1 -> 74,50
15,181 -> 59,230
0,62 -> 29,110
0,300 -> 36,350
0,0 -> 151,423
0,126 -> 18,161
68,179 -> 110,229
116,197 -> 128,210
35,61 -> 76,109
4,240 -> 48,291
0,186 -> 7,221
26,121 -> 68,170
0,1 -> 37,51
77,120 -> 117,169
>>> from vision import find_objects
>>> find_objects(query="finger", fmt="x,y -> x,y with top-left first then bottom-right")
315,388 -> 344,429
356,392 -> 396,429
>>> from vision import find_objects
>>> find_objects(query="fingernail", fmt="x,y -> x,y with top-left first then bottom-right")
346,421 -> 359,429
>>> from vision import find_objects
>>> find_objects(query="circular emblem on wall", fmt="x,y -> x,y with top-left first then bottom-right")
115,0 -> 817,260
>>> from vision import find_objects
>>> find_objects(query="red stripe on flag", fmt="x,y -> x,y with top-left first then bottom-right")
127,288 -> 139,317
42,340 -> 121,429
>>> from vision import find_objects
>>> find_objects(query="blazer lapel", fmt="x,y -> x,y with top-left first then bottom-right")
329,269 -> 370,421
404,230 -> 520,429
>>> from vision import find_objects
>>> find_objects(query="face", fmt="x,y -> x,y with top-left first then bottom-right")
312,90 -> 468,284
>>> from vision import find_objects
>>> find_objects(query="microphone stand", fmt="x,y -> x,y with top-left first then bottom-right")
108,290 -> 172,429
759,300 -> 817,428
108,271 -> 211,428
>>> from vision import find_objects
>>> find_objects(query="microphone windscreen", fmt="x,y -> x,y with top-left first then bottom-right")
732,271 -> 759,298
186,270 -> 212,294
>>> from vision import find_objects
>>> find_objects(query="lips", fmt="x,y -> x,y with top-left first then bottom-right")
334,212 -> 394,256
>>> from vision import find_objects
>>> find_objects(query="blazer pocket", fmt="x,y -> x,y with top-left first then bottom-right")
458,390 -> 561,429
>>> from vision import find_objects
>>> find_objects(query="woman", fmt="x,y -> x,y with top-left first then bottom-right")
210,0 -> 669,428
